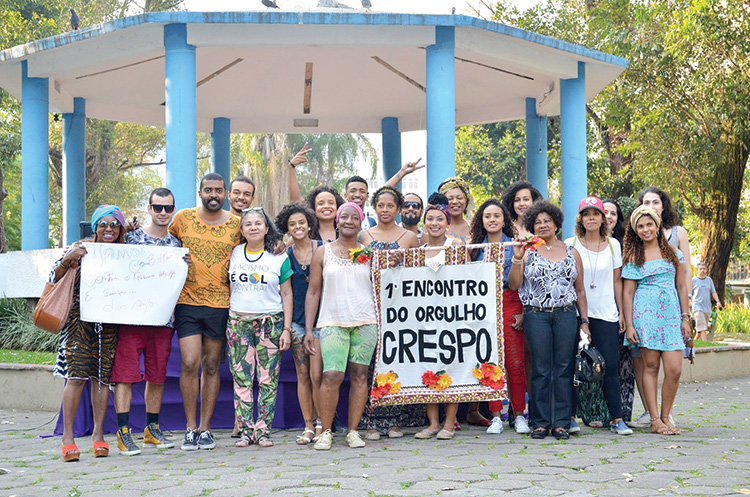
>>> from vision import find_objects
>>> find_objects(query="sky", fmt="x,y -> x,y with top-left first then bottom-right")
181,0 -> 543,201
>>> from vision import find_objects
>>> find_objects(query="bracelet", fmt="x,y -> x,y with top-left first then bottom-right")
511,257 -> 523,265
282,327 -> 291,332
288,160 -> 296,169
60,260 -> 71,269
681,313 -> 691,321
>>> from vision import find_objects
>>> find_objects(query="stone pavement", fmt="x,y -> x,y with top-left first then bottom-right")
1,377 -> 749,497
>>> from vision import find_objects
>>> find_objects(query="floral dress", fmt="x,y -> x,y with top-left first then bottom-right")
622,251 -> 685,351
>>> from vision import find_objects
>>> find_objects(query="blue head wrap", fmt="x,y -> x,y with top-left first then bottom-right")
91,204 -> 125,228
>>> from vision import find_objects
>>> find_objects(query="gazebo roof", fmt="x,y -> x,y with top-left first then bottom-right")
0,11 -> 627,133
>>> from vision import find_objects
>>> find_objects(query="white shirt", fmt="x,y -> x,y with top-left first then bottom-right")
565,236 -> 622,323
228,246 -> 292,314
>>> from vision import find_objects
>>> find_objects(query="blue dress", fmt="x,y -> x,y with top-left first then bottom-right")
622,251 -> 685,351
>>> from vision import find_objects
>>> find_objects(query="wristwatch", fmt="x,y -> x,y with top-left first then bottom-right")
578,318 -> 590,325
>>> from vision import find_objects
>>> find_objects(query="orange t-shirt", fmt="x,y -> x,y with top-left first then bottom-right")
169,207 -> 241,308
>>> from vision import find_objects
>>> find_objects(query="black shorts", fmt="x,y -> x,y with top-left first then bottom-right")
174,304 -> 228,341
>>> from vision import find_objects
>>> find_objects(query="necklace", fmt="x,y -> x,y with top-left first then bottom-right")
294,240 -> 315,281
544,240 -> 555,251
243,244 -> 264,263
583,237 -> 603,289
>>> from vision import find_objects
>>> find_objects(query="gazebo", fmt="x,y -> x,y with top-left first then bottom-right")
0,10 -> 627,248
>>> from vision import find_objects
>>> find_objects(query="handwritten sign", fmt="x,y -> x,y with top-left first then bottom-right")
370,245 -> 507,406
80,243 -> 188,326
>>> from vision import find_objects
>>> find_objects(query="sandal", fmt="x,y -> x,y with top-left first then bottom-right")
312,419 -> 323,442
62,443 -> 80,462
235,434 -> 253,447
93,441 -> 109,458
466,410 -> 490,427
552,428 -> 570,440
296,428 -> 315,445
414,428 -> 441,439
454,421 -> 462,431
531,428 -> 548,440
650,418 -> 677,435
436,429 -> 455,440
256,433 -> 274,448
662,417 -> 681,435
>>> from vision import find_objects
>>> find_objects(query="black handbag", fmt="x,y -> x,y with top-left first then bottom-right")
574,343 -> 606,386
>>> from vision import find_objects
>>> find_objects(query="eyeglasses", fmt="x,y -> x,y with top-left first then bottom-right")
96,220 -> 121,229
242,206 -> 265,214
150,204 -> 175,214
404,201 -> 422,210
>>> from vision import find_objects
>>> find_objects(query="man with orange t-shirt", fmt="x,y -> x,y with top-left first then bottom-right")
169,173 -> 241,451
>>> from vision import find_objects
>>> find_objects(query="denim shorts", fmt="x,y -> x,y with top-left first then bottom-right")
291,322 -> 320,340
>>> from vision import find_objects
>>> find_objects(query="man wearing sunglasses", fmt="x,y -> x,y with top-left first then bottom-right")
112,188 -> 182,456
399,193 -> 424,243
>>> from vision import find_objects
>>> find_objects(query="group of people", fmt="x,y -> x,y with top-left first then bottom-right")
50,145 -> 709,461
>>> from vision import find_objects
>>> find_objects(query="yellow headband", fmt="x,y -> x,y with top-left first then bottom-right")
438,177 -> 471,204
629,205 -> 661,233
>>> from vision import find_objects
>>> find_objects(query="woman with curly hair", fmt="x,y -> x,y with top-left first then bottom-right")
438,176 -> 473,241
275,202 -> 324,444
304,186 -> 345,243
469,199 -> 531,435
622,206 -> 691,435
502,181 -> 543,238
358,186 -> 423,439
508,201 -> 590,440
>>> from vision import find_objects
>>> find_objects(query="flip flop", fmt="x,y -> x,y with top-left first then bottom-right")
62,443 -> 80,462
93,441 -> 109,458
296,428 -> 315,445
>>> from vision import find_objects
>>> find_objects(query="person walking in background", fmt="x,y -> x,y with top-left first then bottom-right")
622,206 -> 691,435
227,207 -> 293,448
169,173 -> 242,451
112,189 -> 182,456
692,262 -> 722,341
53,204 -> 127,462
565,197 -> 632,436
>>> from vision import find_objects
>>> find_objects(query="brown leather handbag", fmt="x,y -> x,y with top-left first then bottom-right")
33,267 -> 76,333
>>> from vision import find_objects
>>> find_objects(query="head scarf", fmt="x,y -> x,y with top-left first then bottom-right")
423,203 -> 451,224
336,201 -> 364,224
629,205 -> 661,233
91,204 -> 125,227
438,176 -> 472,213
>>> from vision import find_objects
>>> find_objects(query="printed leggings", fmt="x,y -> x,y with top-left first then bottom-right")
226,313 -> 284,437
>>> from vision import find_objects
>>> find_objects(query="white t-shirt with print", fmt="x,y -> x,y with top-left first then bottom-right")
565,237 -> 622,323
228,246 -> 293,314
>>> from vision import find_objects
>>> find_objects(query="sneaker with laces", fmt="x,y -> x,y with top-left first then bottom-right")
143,422 -> 174,449
197,430 -> 216,450
627,412 -> 651,428
181,428 -> 199,451
116,427 -> 141,456
610,420 -> 633,435
345,430 -> 366,448
569,419 -> 581,434
314,429 -> 333,450
486,417 -> 504,434
514,415 -> 531,434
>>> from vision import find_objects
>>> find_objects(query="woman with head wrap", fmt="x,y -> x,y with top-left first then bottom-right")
53,205 -> 127,462
622,206 -> 691,435
438,177 -> 473,242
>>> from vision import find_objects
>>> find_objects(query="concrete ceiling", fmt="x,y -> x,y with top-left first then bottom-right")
0,11 -> 628,133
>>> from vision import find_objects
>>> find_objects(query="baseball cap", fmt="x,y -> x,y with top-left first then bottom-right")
578,196 -> 605,215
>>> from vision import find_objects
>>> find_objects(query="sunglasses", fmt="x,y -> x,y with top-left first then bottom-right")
404,201 -> 422,210
242,206 -> 265,214
96,220 -> 121,229
150,204 -> 175,214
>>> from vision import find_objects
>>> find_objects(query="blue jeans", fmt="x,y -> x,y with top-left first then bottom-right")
524,304 -> 578,430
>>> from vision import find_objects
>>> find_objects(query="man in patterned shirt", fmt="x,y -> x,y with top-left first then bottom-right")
112,188 -> 182,456
169,173 -> 242,450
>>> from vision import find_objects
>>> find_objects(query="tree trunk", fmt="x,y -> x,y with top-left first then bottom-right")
699,134 -> 750,302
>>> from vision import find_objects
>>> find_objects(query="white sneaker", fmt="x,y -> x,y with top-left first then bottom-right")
314,429 -> 333,450
486,417 -> 504,434
627,412 -> 651,428
514,415 -> 531,434
345,431 -> 366,448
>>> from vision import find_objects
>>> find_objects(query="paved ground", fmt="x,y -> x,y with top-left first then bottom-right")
1,377 -> 749,497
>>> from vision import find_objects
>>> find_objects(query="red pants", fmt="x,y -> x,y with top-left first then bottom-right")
489,290 -> 527,414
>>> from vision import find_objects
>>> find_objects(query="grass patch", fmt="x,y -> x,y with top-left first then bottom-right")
0,349 -> 56,364
399,482 -> 415,489
0,298 -> 60,352
715,305 -> 750,335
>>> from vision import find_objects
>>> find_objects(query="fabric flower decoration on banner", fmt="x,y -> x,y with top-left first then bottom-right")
422,370 -> 452,391
349,246 -> 373,264
472,362 -> 506,391
521,235 -> 546,251
371,370 -> 401,400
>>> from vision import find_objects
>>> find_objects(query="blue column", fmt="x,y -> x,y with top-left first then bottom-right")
381,117 -> 402,188
559,62 -> 587,239
21,61 -> 49,250
425,26 -> 456,195
211,117 -> 231,208
62,98 -> 86,245
525,97 -> 548,199
164,23 -> 197,211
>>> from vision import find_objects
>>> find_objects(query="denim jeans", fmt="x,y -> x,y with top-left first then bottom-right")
524,304 -> 578,430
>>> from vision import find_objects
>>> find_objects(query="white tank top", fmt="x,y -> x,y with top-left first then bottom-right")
316,244 -> 376,328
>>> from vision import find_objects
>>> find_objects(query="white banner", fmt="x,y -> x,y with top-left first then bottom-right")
79,243 -> 189,326
374,260 -> 503,404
